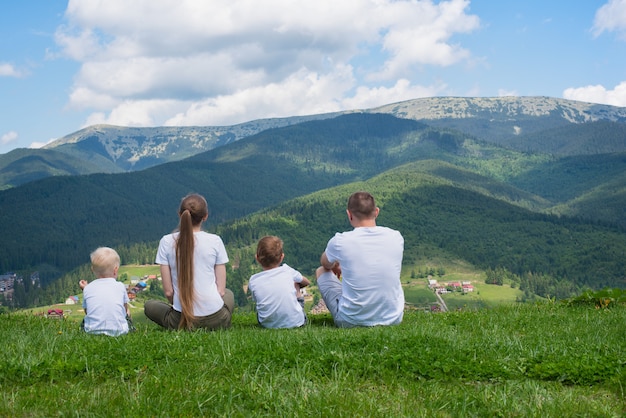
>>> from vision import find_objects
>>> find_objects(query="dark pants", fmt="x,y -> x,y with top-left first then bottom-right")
144,289 -> 235,330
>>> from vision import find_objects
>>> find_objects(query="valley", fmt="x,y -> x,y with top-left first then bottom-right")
1,96 -> 625,310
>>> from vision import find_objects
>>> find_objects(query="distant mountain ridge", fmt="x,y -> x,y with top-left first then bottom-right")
373,96 -> 626,152
372,96 -> 626,122
1,96 -> 625,189
44,112 -> 344,170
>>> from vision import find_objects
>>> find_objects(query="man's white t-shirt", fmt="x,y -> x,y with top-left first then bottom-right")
82,278 -> 129,336
156,231 -> 229,316
249,264 -> 306,328
324,226 -> 404,326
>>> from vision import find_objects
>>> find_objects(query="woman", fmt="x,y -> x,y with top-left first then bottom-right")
145,193 -> 234,330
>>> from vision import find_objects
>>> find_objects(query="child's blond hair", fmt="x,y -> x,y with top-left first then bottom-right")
90,247 -> 120,278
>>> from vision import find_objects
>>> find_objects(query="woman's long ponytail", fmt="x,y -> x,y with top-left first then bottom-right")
174,194 -> 209,330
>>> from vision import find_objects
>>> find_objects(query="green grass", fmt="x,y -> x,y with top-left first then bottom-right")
443,283 -> 522,310
118,264 -> 160,280
1,304 -> 624,417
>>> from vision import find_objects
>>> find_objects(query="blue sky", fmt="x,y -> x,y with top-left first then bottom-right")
1,0 -> 626,153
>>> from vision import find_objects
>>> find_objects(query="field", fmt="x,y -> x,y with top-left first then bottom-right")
8,265 -> 623,416
3,301 -> 624,416
118,264 -> 160,282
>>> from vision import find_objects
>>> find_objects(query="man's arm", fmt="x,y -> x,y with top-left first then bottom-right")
320,252 -> 341,278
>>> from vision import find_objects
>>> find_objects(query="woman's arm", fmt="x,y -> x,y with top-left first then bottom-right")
215,263 -> 227,297
160,264 -> 174,304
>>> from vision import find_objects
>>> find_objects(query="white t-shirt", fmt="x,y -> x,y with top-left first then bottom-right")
82,278 -> 129,336
156,231 -> 229,317
248,264 -> 306,329
324,226 -> 404,326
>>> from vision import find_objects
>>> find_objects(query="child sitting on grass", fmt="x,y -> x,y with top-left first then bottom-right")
248,236 -> 310,328
79,247 -> 133,336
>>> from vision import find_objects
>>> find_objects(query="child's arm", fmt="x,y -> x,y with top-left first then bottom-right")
124,302 -> 130,317
79,280 -> 88,290
298,276 -> 311,288
294,275 -> 310,299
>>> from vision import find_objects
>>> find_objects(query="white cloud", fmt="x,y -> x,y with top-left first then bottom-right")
498,89 -> 519,97
342,79 -> 447,110
563,81 -> 626,107
1,131 -> 18,145
0,63 -> 24,78
29,139 -> 57,149
56,0 -> 480,127
592,0 -> 626,40
370,0 -> 479,80
164,65 -> 356,126
84,99 -> 190,127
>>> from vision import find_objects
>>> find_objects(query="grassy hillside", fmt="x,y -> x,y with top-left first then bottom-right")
507,120 -> 626,156
2,113 -> 626,306
216,162 -> 626,292
0,147 -> 120,190
0,113 -> 447,275
1,303 -> 624,417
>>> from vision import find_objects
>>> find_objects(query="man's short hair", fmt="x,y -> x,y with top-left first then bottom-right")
347,191 -> 377,220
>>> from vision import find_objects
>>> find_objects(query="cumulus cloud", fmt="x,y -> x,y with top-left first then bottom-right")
56,0 -> 479,127
342,79 -> 448,110
563,81 -> 626,107
592,0 -> 626,39
498,89 -> 519,97
29,139 -> 57,149
0,63 -> 24,78
568,1 -> 626,107
1,131 -> 19,145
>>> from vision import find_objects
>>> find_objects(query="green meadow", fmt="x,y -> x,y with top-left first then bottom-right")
3,292 -> 625,416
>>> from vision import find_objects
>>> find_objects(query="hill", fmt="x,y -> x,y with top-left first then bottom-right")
0,114 -> 344,189
0,113 -> 427,276
2,111 -> 626,307
0,147 -> 119,190
2,96 -> 626,189
215,162 -> 626,293
2,303 -> 625,416
372,96 -> 626,149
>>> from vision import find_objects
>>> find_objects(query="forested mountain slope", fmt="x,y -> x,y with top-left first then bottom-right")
0,114 -> 429,277
216,162 -> 626,293
0,148 -> 120,190
1,112 -> 625,306
373,96 -> 626,148
504,120 -> 626,156
2,96 -> 626,190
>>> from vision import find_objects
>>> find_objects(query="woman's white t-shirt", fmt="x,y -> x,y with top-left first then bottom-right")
156,231 -> 229,317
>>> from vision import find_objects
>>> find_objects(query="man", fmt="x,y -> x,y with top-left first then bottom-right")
316,191 -> 404,327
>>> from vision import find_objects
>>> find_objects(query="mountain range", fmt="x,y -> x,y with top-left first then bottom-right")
1,96 -> 625,304
2,96 -> 626,190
